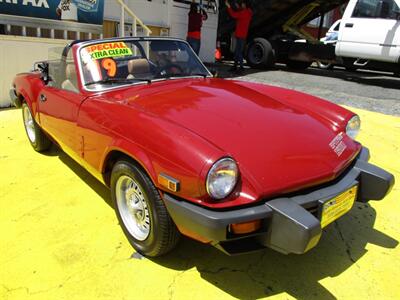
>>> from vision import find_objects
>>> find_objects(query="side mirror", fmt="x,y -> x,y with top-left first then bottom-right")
36,62 -> 51,85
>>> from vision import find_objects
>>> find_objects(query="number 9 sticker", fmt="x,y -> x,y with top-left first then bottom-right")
101,58 -> 117,77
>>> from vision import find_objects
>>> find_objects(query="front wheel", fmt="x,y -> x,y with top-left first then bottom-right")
22,102 -> 51,152
111,160 -> 180,257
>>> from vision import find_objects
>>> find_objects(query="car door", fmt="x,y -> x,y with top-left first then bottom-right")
38,51 -> 87,158
337,0 -> 400,62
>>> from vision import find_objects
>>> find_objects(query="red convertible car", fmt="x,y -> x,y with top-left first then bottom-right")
10,37 -> 394,257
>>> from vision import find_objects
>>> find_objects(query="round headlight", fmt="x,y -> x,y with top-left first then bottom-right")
346,115 -> 361,140
206,158 -> 239,200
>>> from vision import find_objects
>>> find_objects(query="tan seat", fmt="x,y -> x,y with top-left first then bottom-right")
127,58 -> 151,79
61,63 -> 79,92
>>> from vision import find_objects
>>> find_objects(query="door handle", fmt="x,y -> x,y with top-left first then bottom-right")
345,23 -> 354,28
40,94 -> 47,102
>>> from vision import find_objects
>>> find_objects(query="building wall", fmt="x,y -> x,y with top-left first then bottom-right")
0,35 -> 70,107
104,0 -> 218,62
104,0 -> 169,27
169,2 -> 218,62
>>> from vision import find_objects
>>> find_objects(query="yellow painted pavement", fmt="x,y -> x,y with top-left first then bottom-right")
0,106 -> 399,300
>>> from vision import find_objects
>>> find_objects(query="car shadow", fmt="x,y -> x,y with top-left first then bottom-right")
49,145 -> 398,299
208,62 -> 400,91
152,203 -> 398,299
48,145 -> 113,208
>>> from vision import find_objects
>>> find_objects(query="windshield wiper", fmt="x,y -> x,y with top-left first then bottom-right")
85,77 -> 151,86
168,73 -> 208,79
189,73 -> 209,78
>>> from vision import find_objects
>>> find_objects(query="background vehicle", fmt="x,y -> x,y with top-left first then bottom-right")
336,0 -> 400,73
219,0 -> 400,74
321,19 -> 341,43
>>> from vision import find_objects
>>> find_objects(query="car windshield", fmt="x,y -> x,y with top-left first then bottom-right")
79,38 -> 210,90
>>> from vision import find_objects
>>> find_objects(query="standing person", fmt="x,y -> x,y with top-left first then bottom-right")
56,0 -> 78,22
187,0 -> 208,55
225,0 -> 253,72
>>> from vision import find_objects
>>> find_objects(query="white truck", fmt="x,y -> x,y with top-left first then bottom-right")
220,0 -> 400,75
335,0 -> 400,73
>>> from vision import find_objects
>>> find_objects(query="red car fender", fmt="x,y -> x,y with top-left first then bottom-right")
14,73 -> 43,123
78,96 -> 226,202
100,143 -> 158,188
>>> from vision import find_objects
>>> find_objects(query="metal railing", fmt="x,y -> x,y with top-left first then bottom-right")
115,0 -> 152,37
0,0 -> 151,40
0,14 -> 103,40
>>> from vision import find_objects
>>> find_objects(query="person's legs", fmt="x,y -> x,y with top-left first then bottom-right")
187,37 -> 200,55
233,38 -> 240,69
236,38 -> 245,69
233,38 -> 245,70
194,39 -> 201,55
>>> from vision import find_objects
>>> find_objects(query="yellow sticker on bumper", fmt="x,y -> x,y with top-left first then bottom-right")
321,185 -> 358,228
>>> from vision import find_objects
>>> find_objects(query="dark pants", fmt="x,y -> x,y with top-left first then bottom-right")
187,37 -> 201,55
234,38 -> 245,68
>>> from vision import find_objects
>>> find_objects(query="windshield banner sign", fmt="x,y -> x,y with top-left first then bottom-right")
0,0 -> 104,25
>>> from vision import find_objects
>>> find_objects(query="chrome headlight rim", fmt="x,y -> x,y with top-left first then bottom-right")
346,115 -> 361,140
206,157 -> 239,200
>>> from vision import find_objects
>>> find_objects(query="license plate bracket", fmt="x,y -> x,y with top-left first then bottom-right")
319,185 -> 358,228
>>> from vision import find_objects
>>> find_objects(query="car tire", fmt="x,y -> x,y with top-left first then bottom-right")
22,102 -> 51,152
111,160 -> 180,257
286,59 -> 312,70
246,38 -> 275,69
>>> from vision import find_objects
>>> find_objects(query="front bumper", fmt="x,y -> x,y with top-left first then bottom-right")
163,147 -> 394,255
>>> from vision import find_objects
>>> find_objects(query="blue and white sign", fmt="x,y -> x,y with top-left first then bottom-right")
0,0 -> 104,25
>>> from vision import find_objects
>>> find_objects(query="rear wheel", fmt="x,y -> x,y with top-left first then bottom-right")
111,160 -> 180,257
343,58 -> 357,72
286,59 -> 312,70
22,102 -> 51,152
317,61 -> 334,70
246,38 -> 275,69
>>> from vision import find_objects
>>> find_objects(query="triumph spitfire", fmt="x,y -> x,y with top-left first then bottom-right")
10,37 -> 394,256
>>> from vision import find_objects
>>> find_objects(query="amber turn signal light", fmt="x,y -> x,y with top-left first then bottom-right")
158,173 -> 180,192
230,220 -> 261,234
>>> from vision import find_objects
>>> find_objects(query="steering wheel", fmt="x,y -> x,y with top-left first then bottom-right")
156,63 -> 184,77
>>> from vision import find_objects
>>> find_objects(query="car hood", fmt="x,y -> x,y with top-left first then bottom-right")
111,78 -> 360,198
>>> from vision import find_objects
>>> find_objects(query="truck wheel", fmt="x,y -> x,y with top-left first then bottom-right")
317,61 -> 334,70
343,58 -> 357,72
22,102 -> 51,152
286,60 -> 312,70
111,160 -> 180,257
247,38 -> 274,68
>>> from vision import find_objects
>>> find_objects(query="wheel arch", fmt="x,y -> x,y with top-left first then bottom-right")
101,147 -> 157,189
15,86 -> 42,125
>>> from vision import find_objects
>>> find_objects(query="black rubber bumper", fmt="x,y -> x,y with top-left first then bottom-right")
163,147 -> 394,255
